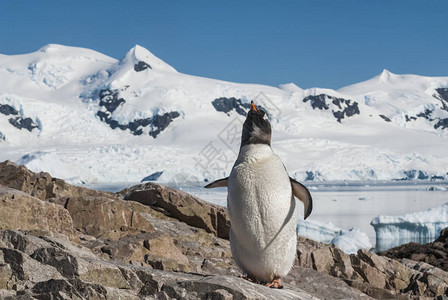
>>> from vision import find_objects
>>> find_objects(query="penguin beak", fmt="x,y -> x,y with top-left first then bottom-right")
251,101 -> 258,112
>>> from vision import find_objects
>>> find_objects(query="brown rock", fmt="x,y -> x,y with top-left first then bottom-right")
0,160 -> 114,201
284,265 -> 374,300
296,235 -> 323,269
119,182 -> 230,239
350,253 -> 387,289
145,235 -> 190,272
97,232 -> 191,272
99,234 -> 152,264
342,279 -> 405,300
388,259 -> 416,290
379,226 -> 448,272
78,262 -> 131,290
310,246 -> 333,273
0,186 -> 76,238
64,196 -> 154,239
425,274 -> 448,296
295,236 -> 448,298
436,227 -> 448,243
331,247 -> 356,279
0,263 -> 12,290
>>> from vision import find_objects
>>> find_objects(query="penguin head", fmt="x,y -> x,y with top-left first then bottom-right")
241,101 -> 272,147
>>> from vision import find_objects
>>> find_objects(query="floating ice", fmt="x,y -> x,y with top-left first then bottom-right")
371,202 -> 448,252
297,219 -> 372,254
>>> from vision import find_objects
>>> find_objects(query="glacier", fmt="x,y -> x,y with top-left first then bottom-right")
297,219 -> 372,254
371,202 -> 448,252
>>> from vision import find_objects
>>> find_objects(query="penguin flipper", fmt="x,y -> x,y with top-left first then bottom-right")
204,177 -> 228,188
289,177 -> 313,219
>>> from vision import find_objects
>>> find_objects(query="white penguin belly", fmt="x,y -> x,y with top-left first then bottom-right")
227,145 -> 298,281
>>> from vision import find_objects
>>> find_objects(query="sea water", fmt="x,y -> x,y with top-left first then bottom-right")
180,181 -> 448,251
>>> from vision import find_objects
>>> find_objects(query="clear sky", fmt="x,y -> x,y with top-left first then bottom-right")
0,1 -> 447,89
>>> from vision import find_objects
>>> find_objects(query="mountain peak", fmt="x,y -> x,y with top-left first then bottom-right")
278,83 -> 303,92
121,45 -> 177,73
379,69 -> 395,82
38,44 -> 63,53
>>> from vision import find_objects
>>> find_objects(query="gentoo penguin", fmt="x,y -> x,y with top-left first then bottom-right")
205,101 -> 312,288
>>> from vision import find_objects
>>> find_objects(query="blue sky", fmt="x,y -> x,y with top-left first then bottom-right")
0,1 -> 447,89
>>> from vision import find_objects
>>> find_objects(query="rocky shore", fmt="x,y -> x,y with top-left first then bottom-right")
0,160 -> 447,299
378,228 -> 448,272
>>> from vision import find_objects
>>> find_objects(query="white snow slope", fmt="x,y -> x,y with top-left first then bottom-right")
0,44 -> 447,184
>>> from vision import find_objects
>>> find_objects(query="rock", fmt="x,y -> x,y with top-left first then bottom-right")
144,235 -> 190,272
178,275 -> 318,300
0,230 -> 58,256
204,288 -> 233,300
400,259 -> 448,297
8,116 -> 38,132
0,290 -> 15,298
133,268 -> 320,300
96,89 -> 180,137
120,182 -> 230,239
0,186 -> 76,238
284,265 -> 374,300
331,247 -> 356,279
31,278 -> 108,299
0,160 -> 114,201
342,279 -> 407,300
296,235 -> 448,298
211,97 -> 251,116
3,161 -> 448,298
0,228 -> 325,299
0,263 -> 13,289
98,233 -> 190,272
134,61 -> 152,72
302,94 -> 360,123
98,233 -> 153,264
350,253 -> 387,289
1,247 -> 64,284
0,228 -> 373,299
296,236 -> 322,269
379,226 -> 448,272
436,227 -> 448,243
140,212 -> 235,275
78,258 -> 131,290
64,195 -> 154,239
311,246 -> 334,273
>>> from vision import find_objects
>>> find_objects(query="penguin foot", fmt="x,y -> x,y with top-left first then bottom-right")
266,277 -> 283,289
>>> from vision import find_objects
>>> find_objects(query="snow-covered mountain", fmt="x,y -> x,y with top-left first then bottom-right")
0,44 -> 447,184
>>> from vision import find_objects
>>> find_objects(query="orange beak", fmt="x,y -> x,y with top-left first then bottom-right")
251,101 -> 258,112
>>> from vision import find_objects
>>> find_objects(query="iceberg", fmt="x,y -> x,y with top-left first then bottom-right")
371,202 -> 448,252
331,228 -> 373,254
297,219 -> 372,254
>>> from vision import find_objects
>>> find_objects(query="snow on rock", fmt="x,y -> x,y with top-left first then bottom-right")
297,219 -> 372,254
371,202 -> 448,251
120,45 -> 177,73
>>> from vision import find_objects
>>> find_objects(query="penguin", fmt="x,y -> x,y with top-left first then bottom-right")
205,101 -> 312,288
